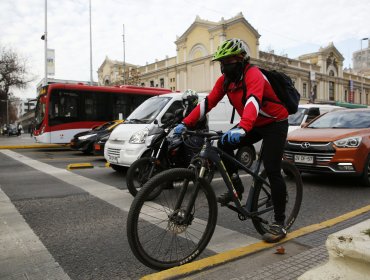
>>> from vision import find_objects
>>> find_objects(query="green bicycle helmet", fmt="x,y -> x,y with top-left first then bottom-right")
212,38 -> 249,61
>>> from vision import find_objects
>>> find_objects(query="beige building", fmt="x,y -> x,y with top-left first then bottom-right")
97,12 -> 370,106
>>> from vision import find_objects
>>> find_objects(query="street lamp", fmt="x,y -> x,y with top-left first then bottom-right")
122,24 -> 126,85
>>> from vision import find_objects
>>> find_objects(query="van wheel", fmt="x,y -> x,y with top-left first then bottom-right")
111,164 -> 127,173
361,154 -> 370,187
236,145 -> 255,168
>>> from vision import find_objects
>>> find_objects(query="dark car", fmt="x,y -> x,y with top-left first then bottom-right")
284,108 -> 370,186
93,133 -> 110,156
70,120 -> 123,154
7,124 -> 18,136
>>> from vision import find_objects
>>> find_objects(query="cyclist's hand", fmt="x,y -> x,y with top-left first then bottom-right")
174,123 -> 187,135
221,127 -> 246,145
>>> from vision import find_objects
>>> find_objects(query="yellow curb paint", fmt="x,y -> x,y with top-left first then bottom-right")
67,163 -> 94,170
141,204 -> 370,280
105,162 -> 110,168
0,144 -> 66,149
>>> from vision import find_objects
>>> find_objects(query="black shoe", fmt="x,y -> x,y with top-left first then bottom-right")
262,223 -> 287,243
217,174 -> 244,205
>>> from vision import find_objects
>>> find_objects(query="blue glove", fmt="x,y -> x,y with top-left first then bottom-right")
221,127 -> 246,145
174,123 -> 187,135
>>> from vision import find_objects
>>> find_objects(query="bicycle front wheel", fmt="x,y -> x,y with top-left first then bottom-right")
251,160 -> 303,235
127,168 -> 218,270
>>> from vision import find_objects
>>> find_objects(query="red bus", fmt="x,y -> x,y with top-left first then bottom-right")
33,83 -> 172,143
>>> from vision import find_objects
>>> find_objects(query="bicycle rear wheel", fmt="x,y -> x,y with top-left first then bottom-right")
251,160 -> 303,235
127,168 -> 218,270
126,157 -> 164,198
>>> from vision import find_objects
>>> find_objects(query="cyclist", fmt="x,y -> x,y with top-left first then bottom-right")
174,38 -> 289,243
172,89 -> 208,165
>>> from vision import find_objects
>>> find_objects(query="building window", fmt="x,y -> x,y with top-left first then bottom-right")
303,83 -> 307,98
329,81 -> 335,101
150,80 -> 154,87
160,78 -> 164,88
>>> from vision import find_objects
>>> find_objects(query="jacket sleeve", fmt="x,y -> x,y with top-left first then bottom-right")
182,76 -> 226,128
238,68 -> 265,132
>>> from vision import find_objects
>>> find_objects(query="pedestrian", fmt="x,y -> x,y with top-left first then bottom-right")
174,38 -> 289,243
17,123 -> 23,136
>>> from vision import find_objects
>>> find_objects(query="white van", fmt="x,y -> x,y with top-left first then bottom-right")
288,104 -> 345,134
104,92 -> 239,170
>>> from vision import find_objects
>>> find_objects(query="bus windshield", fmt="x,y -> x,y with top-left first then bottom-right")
126,96 -> 172,124
35,96 -> 46,126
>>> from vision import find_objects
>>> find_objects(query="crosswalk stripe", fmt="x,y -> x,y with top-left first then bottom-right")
1,150 -> 259,253
0,187 -> 71,279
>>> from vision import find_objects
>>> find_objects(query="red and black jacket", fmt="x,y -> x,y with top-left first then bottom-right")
182,64 -> 288,132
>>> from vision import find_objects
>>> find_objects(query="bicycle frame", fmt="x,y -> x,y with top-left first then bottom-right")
177,134 -> 273,224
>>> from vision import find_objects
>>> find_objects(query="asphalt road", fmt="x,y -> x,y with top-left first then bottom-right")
1,145 -> 370,279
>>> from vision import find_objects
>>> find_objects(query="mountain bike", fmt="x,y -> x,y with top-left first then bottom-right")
127,130 -> 303,270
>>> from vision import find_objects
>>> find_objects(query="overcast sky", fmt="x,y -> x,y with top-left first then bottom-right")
1,0 -> 369,99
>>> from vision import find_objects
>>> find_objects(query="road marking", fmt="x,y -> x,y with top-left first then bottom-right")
0,150 -> 259,253
0,187 -> 71,280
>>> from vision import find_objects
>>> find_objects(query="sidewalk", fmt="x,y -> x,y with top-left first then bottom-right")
0,134 -> 66,149
143,208 -> 370,280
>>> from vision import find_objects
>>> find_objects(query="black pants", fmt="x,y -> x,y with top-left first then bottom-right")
218,120 -> 288,223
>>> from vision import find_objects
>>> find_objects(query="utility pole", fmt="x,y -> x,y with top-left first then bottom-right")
44,0 -> 48,86
89,0 -> 94,85
122,24 -> 126,85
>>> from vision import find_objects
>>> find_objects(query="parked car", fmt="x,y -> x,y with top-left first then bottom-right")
93,133 -> 110,156
7,124 -> 19,136
284,108 -> 370,186
70,120 -> 124,154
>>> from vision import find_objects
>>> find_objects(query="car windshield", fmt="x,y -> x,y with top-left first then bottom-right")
126,96 -> 171,124
288,108 -> 307,126
308,110 -> 370,129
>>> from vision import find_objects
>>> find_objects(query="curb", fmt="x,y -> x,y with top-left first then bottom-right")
0,144 -> 67,149
298,219 -> 370,280
141,204 -> 370,280
67,163 -> 94,170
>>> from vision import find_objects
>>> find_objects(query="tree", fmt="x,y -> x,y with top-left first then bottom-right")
0,45 -> 33,124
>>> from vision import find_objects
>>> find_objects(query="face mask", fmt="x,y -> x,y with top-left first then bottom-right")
221,62 -> 243,82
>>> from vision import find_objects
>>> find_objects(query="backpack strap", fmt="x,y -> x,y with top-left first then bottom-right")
230,64 -> 254,124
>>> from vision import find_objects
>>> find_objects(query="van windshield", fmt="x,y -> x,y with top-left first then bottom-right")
126,96 -> 172,124
288,108 -> 307,126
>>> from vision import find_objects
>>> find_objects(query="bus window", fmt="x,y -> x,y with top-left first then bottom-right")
49,90 -> 79,125
114,94 -> 130,120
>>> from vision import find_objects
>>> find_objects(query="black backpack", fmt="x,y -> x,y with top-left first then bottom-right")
259,68 -> 301,115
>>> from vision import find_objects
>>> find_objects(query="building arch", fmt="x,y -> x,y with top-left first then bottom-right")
189,44 -> 208,60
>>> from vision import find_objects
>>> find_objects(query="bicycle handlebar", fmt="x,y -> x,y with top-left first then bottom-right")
184,129 -> 223,140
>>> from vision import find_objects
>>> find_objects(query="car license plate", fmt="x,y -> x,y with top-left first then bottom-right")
294,154 -> 314,164
108,155 -> 118,163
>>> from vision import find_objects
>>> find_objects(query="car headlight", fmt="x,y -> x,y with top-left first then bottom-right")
129,128 -> 149,144
334,136 -> 362,148
78,133 -> 97,140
